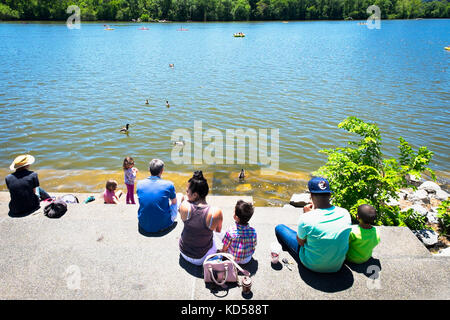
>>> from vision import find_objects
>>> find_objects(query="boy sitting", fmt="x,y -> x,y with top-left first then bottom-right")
346,204 -> 380,264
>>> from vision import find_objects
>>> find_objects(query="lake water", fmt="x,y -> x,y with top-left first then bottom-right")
1,20 -> 449,205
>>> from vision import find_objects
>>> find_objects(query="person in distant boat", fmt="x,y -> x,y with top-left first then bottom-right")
166,100 -> 170,108
145,99 -> 149,105
169,64 -> 174,68
5,155 -> 51,216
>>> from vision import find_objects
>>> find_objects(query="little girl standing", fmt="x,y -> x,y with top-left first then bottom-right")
123,157 -> 138,204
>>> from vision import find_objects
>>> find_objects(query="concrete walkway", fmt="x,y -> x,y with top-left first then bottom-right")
0,193 -> 448,300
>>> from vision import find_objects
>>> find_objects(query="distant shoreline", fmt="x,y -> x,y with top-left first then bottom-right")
1,18 -> 449,24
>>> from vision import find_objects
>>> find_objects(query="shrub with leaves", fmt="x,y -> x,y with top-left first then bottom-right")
437,200 -> 450,236
314,116 -> 434,227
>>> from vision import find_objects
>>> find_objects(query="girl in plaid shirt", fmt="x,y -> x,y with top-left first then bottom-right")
221,200 -> 257,264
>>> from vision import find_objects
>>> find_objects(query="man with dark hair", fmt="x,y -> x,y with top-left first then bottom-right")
275,177 -> 352,273
137,159 -> 178,233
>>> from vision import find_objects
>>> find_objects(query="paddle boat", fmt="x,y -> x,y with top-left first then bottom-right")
177,27 -> 189,31
445,47 -> 450,51
233,32 -> 245,37
138,27 -> 149,30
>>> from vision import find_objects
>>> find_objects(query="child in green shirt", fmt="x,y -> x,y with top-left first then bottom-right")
346,204 -> 380,264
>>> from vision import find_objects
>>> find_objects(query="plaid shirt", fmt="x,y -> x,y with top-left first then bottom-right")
222,222 -> 257,263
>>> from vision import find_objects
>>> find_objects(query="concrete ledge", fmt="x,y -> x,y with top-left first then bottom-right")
0,196 -> 449,300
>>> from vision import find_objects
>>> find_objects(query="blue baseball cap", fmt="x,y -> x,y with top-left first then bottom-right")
308,177 -> 332,194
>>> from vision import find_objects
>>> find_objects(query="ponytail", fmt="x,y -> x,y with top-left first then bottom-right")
188,170 -> 209,199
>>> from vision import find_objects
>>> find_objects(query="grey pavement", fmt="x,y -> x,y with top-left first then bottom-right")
0,193 -> 449,300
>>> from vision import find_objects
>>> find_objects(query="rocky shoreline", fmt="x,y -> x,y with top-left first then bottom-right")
288,179 -> 449,256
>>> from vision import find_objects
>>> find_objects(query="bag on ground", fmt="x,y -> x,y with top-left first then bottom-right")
44,198 -> 67,218
203,253 -> 250,288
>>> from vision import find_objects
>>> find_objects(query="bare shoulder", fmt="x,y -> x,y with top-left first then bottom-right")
210,206 -> 223,219
179,200 -> 190,213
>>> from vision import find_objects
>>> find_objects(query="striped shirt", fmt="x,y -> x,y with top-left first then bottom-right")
222,222 -> 257,263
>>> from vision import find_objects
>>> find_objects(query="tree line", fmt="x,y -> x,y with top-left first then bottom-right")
0,0 -> 449,21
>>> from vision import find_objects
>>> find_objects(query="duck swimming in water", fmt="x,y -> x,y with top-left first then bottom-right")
239,169 -> 245,181
173,141 -> 185,146
120,124 -> 130,134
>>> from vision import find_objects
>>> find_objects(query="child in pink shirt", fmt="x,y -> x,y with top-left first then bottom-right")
103,179 -> 123,204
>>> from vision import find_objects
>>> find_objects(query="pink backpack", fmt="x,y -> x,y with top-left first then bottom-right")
203,253 -> 250,288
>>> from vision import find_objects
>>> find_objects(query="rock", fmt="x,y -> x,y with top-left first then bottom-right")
402,204 -> 428,217
412,229 -> 439,247
434,189 -> 449,201
418,181 -> 441,193
426,209 -> 439,224
408,189 -> 429,204
406,174 -> 422,187
396,190 -> 408,200
386,197 -> 400,207
289,193 -> 311,207
437,247 -> 450,256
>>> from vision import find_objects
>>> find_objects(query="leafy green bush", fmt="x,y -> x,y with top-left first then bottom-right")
437,200 -> 450,236
0,3 -> 20,20
314,117 -> 434,227
140,13 -> 150,22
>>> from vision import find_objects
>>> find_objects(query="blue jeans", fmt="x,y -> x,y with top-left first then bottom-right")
275,224 -> 300,261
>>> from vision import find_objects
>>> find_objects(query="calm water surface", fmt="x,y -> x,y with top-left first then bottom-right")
0,20 -> 449,205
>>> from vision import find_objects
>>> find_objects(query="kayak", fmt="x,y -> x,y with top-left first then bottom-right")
445,47 -> 450,51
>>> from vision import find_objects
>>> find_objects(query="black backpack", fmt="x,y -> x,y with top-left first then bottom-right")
44,198 -> 67,218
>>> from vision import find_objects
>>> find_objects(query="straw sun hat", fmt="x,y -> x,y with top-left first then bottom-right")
9,154 -> 35,171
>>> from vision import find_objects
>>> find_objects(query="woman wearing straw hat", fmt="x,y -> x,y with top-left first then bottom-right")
5,154 -> 51,216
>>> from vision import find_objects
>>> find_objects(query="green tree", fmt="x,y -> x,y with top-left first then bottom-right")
314,117 -> 434,226
0,3 -> 19,19
232,0 -> 251,20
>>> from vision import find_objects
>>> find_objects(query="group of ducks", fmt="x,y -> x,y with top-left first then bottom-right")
121,64 -> 175,134
144,99 -> 170,108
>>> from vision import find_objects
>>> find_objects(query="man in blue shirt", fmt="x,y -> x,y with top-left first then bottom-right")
137,159 -> 178,233
275,177 -> 352,273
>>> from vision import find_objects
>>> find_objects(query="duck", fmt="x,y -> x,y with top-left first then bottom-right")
239,169 -> 245,181
173,141 -> 185,146
120,124 -> 130,134
166,100 -> 170,108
